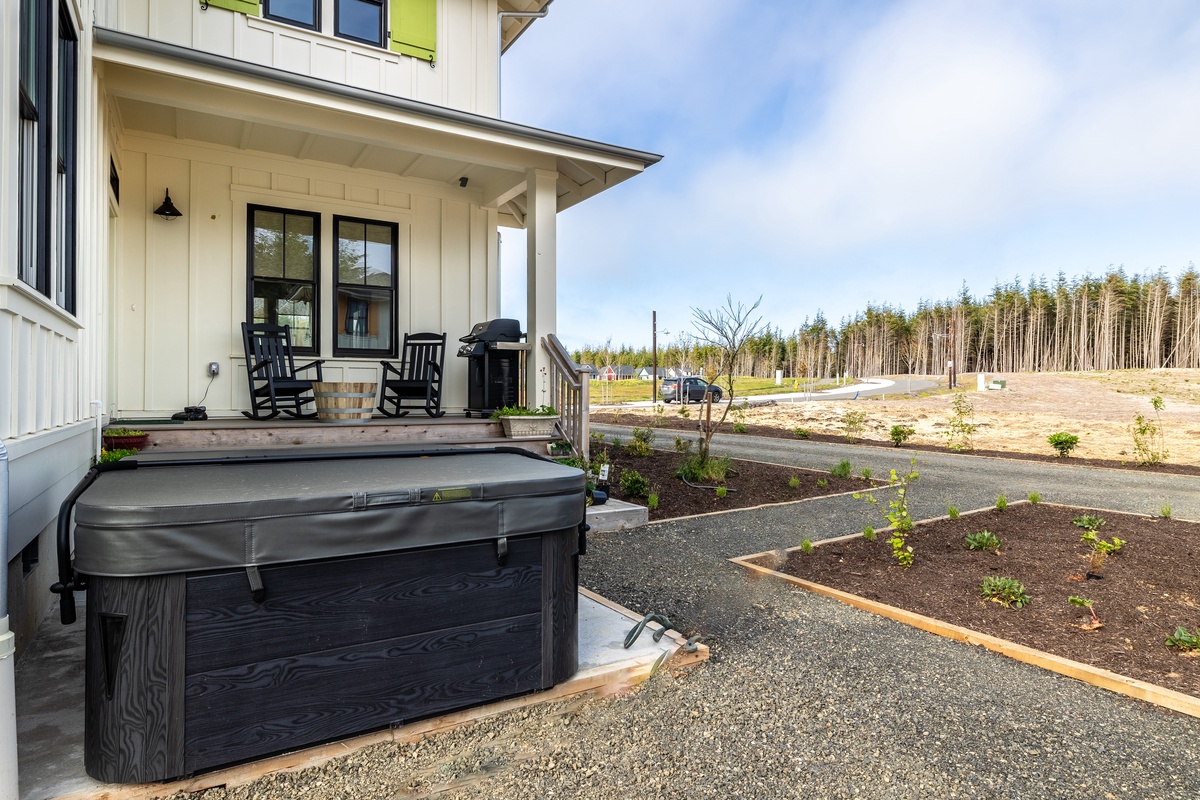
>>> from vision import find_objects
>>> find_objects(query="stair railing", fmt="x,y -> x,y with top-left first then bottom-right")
541,333 -> 590,462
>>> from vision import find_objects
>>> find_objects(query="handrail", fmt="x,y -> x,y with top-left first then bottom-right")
542,333 -> 589,462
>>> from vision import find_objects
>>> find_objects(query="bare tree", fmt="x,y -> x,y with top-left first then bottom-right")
691,294 -> 764,462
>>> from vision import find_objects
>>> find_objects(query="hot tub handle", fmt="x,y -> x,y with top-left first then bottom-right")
50,466 -> 101,625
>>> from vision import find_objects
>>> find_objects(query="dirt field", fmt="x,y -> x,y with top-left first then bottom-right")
597,370 -> 1200,466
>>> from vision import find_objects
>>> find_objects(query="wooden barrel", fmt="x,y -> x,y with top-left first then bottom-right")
312,382 -> 377,424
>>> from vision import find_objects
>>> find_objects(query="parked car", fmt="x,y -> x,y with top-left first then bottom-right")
660,376 -> 724,403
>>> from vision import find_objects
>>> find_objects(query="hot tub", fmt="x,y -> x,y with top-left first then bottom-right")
59,448 -> 584,783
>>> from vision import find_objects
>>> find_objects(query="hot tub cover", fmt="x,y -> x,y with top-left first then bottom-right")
72,451 -> 584,577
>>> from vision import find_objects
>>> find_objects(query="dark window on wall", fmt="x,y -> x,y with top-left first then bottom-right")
336,0 -> 384,47
248,206 -> 320,353
56,5 -> 78,313
18,0 -> 51,297
264,0 -> 318,30
334,216 -> 397,357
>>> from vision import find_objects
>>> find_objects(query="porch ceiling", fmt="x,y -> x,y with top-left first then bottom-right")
96,28 -> 660,228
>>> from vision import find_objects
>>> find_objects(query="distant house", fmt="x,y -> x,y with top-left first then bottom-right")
666,367 -> 692,378
637,367 -> 666,380
597,365 -> 636,381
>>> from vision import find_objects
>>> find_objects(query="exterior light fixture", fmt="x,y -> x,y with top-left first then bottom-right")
154,189 -> 182,221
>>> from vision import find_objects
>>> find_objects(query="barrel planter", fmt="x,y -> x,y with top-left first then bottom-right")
312,381 -> 377,423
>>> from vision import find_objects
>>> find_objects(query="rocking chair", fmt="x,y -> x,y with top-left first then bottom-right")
241,322 -> 326,420
377,332 -> 446,418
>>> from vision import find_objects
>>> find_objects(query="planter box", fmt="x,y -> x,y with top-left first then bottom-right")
102,433 -> 149,451
501,415 -> 558,439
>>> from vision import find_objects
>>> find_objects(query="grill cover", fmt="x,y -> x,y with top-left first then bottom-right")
73,451 -> 584,577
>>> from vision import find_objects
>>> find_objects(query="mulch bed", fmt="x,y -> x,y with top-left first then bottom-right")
590,411 -> 1200,477
596,446 -> 875,522
757,502 -> 1200,699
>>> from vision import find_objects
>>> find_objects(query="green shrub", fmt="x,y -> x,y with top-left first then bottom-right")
1160,504 -> 1172,519
842,410 -> 866,443
715,486 -> 728,499
860,467 -> 873,481
799,539 -> 813,554
1028,492 -> 1041,505
733,423 -> 748,434
816,478 -> 828,488
97,448 -> 138,464
678,406 -> 690,418
943,393 -> 977,451
625,432 -> 654,457
673,435 -> 691,453
964,530 -> 1002,552
619,469 -> 650,498
862,526 -> 877,542
1165,626 -> 1200,651
995,494 -> 1008,511
979,577 -> 1030,608
676,454 -> 731,483
830,459 -> 853,479
793,427 -> 811,439
788,476 -> 800,489
1131,396 -> 1168,466
947,504 -> 960,520
1072,514 -> 1105,532
889,424 -> 915,447
1080,530 -> 1124,555
1047,432 -> 1079,458
647,492 -> 659,511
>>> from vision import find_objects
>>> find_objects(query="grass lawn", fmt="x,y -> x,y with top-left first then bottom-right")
589,376 -> 840,403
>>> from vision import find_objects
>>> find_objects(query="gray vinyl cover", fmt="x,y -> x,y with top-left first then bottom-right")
72,452 -> 585,577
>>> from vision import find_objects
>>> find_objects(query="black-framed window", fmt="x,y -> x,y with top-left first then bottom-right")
264,0 -> 318,30
248,206 -> 320,353
18,0 -> 51,297
334,216 -> 397,357
56,4 -> 77,313
336,0 -> 384,47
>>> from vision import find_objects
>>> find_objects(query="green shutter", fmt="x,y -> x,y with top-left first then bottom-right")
200,0 -> 261,15
390,0 -> 436,62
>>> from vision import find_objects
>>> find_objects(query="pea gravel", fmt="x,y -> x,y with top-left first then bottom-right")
184,436 -> 1200,800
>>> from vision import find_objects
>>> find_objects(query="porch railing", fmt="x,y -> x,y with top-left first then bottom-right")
541,333 -> 590,462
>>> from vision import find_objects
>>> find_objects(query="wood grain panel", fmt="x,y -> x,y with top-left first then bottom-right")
540,527 -> 579,688
185,537 -> 543,671
85,575 -> 186,784
184,613 -> 543,771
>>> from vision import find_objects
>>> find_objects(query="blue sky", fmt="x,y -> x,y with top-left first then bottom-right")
498,0 -> 1200,350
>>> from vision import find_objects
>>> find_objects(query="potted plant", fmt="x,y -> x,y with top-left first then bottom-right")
490,405 -> 559,439
102,427 -> 149,451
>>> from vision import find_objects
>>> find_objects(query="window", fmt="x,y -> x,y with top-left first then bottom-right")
18,0 -> 51,296
264,0 -> 318,30
248,206 -> 320,353
334,216 -> 396,356
337,0 -> 384,47
56,6 -> 78,313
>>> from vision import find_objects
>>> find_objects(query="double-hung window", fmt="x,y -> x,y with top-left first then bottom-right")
18,0 -> 51,297
56,5 -> 78,313
334,216 -> 396,357
337,0 -> 384,47
248,206 -> 320,353
263,0 -> 318,31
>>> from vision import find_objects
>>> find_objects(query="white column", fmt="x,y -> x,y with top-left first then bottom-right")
525,169 -> 557,408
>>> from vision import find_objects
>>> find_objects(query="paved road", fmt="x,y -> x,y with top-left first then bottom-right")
593,423 -> 1200,526
593,376 -> 940,410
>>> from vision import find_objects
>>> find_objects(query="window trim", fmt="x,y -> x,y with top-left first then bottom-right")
246,204 -> 322,356
263,0 -> 320,32
332,214 -> 398,358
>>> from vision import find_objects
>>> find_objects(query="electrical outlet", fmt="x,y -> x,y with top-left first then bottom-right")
208,362 -> 220,377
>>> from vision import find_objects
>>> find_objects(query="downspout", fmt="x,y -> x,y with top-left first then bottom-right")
497,2 -> 552,118
0,441 -> 19,800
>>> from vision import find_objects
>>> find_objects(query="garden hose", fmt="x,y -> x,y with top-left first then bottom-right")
680,476 -> 737,492
624,613 -> 676,648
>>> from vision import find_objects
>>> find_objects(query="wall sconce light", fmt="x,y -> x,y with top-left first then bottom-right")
154,189 -> 183,221
458,176 -> 469,188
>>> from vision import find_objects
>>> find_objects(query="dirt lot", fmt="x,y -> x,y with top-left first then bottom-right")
596,369 -> 1200,466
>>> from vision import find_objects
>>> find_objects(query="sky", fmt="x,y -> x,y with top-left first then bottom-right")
497,0 -> 1200,351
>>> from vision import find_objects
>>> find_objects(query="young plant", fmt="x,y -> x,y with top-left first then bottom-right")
830,459 -> 853,479
788,476 -> 801,489
855,457 -> 919,567
733,423 -> 748,433
816,478 -> 828,489
793,427 -> 811,439
1081,530 -> 1124,555
1165,626 -> 1200,651
862,525 -> 877,542
1131,395 -> 1168,466
860,467 -> 873,481
1068,595 -> 1102,628
979,577 -> 1030,608
995,494 -> 1008,512
799,539 -> 813,555
674,435 -> 691,453
947,504 -> 960,520
96,448 -> 138,464
1028,492 -> 1041,505
647,492 -> 659,511
619,468 -> 650,498
715,486 -> 728,499
1047,432 -> 1079,458
964,530 -> 1002,552
677,406 -> 691,418
943,392 -> 978,451
842,410 -> 867,443
889,424 -> 915,448
1159,504 -> 1172,519
1072,514 -> 1105,532
731,401 -> 749,434
626,427 -> 655,457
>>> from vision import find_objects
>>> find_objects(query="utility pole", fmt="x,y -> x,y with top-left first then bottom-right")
948,318 -> 957,388
651,310 -> 658,403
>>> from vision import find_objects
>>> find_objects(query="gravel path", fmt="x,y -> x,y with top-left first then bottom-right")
191,432 -> 1200,800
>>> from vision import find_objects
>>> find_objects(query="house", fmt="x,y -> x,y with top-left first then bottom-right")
597,365 -> 636,381
1,0 -> 660,678
636,367 -> 666,380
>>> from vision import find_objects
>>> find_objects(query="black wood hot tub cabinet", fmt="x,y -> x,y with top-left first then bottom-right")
55,447 -> 585,783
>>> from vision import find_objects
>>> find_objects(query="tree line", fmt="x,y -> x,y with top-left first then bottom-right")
574,267 -> 1200,379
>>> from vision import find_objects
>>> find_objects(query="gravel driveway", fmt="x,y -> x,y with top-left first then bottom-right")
193,431 -> 1200,800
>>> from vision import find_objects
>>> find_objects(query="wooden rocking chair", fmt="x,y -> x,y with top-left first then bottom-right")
377,332 -> 446,418
241,322 -> 326,420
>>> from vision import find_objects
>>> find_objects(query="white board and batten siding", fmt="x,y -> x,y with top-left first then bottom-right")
97,0 -> 500,117
114,133 -> 497,416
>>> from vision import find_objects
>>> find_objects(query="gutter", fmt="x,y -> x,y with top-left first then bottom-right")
0,441 -> 18,800
92,26 -> 662,168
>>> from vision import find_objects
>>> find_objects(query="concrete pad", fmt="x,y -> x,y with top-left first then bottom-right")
586,497 -> 649,532
16,591 -> 705,800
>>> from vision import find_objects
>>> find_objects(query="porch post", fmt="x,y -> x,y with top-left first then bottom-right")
525,168 -> 557,409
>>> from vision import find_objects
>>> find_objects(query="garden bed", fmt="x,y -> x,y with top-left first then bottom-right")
595,446 -> 875,521
735,502 -> 1200,712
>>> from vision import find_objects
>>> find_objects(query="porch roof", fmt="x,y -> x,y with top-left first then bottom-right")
94,27 -> 660,227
